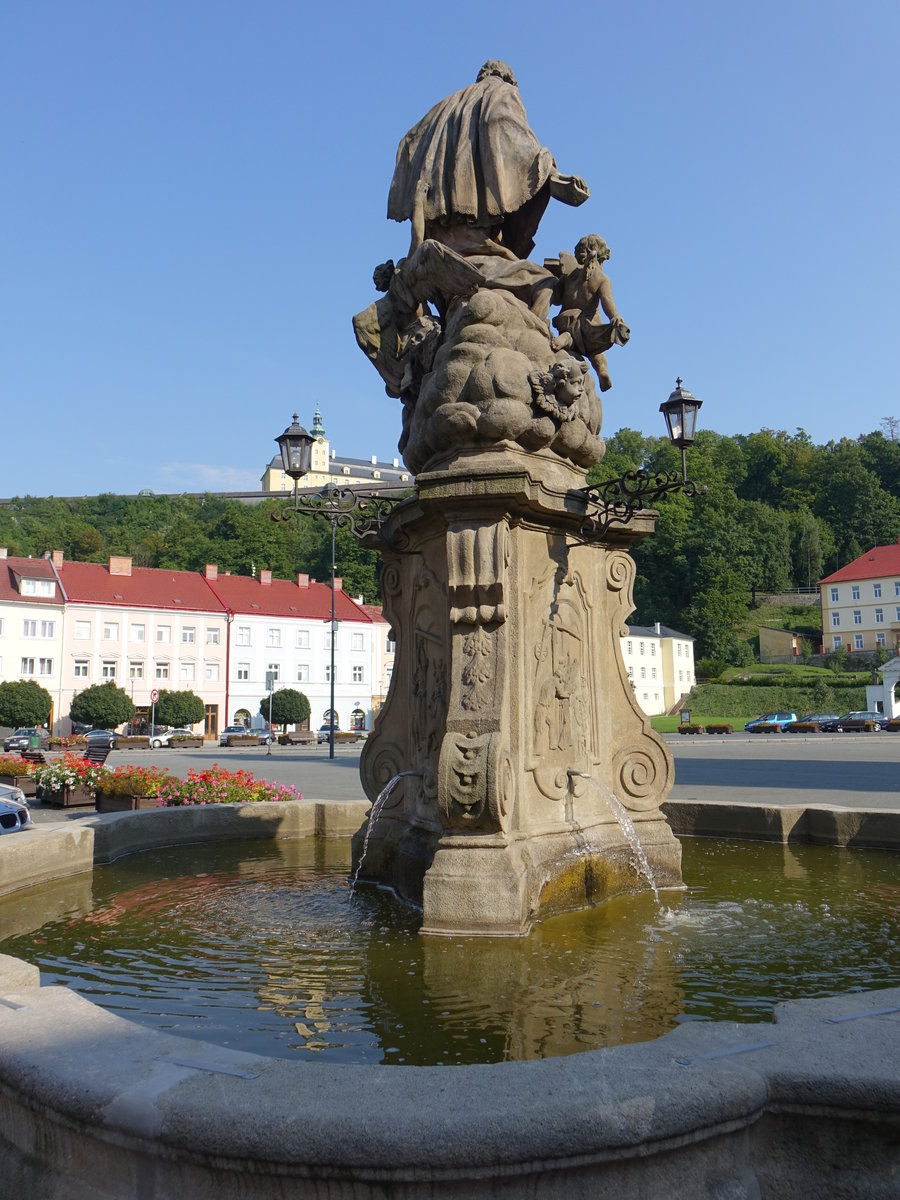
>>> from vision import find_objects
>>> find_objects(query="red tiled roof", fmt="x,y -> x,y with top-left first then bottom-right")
360,603 -> 388,623
820,542 -> 900,584
206,574 -> 372,622
0,557 -> 60,605
56,560 -> 226,613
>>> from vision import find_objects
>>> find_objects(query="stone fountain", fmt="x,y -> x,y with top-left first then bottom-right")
353,60 -> 681,933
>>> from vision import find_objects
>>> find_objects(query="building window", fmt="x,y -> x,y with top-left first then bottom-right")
386,634 -> 396,652
627,665 -> 634,678
876,608 -> 884,624
651,667 -> 657,680
352,632 -> 364,651
156,625 -> 171,643
626,640 -> 633,654
678,670 -> 683,682
267,628 -> 281,648
830,587 -> 839,602
205,663 -> 219,682
180,662 -> 195,682
236,626 -> 251,646
640,666 -> 646,680
873,583 -> 882,598
876,633 -> 886,648
896,607 -> 900,623
297,629 -> 310,649
20,657 -> 34,675
22,620 -> 36,638
853,610 -> 862,625
895,582 -> 900,598
385,666 -> 393,684
854,634 -> 864,650
352,665 -> 365,683
297,664 -> 309,682
851,585 -> 860,600
266,662 -> 280,682
182,627 -> 196,644
21,579 -> 54,597
155,662 -> 170,680
325,664 -> 332,683
639,642 -> 645,655
237,663 -> 250,681
129,660 -> 144,679
74,620 -> 91,640
206,627 -> 220,645
832,635 -> 842,650
131,624 -> 145,642
676,643 -> 681,656
74,660 -> 89,678
831,613 -> 840,627
38,658 -> 53,675
650,643 -> 656,656
101,660 -> 117,680
102,622 -> 119,640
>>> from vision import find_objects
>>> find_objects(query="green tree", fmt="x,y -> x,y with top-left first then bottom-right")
260,688 -> 310,730
69,682 -> 136,730
0,680 -> 53,728
155,689 -> 205,728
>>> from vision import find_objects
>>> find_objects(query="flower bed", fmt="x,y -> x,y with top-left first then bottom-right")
32,753 -> 107,799
705,724 -> 733,735
748,724 -> 783,734
678,724 -> 704,735
95,765 -> 177,812
157,765 -> 303,807
786,722 -> 819,734
0,754 -> 37,796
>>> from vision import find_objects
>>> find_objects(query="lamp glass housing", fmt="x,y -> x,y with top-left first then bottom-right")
276,415 -> 314,481
660,380 -> 702,450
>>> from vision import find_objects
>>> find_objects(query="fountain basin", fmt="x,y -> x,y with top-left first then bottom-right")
1,801 -> 899,1198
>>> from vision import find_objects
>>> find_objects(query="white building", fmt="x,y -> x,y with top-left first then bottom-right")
619,623 -> 695,717
0,551 -> 65,727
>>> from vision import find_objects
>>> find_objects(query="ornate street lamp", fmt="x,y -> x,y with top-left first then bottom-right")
580,378 -> 707,540
271,416 -> 406,758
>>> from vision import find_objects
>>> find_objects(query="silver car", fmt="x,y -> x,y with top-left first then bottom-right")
0,783 -> 32,833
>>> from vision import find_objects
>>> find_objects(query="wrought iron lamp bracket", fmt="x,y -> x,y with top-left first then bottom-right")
273,483 -> 410,552
578,469 -> 707,541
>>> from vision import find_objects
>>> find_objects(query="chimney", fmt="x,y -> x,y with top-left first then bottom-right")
333,576 -> 343,592
371,455 -> 377,465
204,563 -> 218,581
109,555 -> 133,577
393,457 -> 399,468
297,573 -> 310,588
0,548 -> 7,559
52,550 -> 64,568
260,569 -> 272,586
654,622 -> 661,636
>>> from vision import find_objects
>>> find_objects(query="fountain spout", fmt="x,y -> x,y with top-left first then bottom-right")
569,772 -> 661,905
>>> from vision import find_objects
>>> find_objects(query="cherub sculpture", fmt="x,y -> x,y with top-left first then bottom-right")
549,235 -> 630,392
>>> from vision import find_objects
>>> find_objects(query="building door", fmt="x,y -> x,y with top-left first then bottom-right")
204,704 -> 219,738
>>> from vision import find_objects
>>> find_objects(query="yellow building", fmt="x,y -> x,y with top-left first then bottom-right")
261,408 -> 413,493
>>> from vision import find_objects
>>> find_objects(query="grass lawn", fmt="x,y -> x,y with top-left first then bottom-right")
651,714 -> 749,734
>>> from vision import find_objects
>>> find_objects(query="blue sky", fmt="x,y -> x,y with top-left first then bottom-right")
2,0 -> 898,497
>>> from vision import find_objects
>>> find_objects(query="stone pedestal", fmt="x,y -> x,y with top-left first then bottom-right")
358,447 -> 682,934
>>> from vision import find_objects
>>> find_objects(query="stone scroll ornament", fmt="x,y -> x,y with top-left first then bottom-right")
352,61 -> 630,475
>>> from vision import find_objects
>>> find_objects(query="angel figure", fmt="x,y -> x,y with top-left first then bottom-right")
549,235 -> 630,392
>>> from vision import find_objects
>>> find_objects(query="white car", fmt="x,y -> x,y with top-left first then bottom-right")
0,783 -> 32,833
148,727 -> 195,749
219,726 -> 274,746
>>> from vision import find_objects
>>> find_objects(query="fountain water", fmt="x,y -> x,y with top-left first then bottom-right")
568,770 -> 662,903
350,770 -> 423,894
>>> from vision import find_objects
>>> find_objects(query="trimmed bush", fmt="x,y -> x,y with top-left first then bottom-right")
678,724 -> 704,735
705,724 -> 733,734
786,722 -> 819,733
748,723 -> 783,734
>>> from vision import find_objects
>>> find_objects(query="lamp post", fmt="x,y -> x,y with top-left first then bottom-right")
579,378 -> 707,540
273,414 -> 405,760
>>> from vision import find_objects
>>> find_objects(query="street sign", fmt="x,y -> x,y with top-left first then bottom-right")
150,689 -> 159,703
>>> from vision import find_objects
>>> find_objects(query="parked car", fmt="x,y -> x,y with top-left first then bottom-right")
785,713 -> 842,731
84,729 -> 118,749
2,727 -> 51,753
744,712 -> 797,732
317,721 -> 341,744
819,711 -> 885,732
0,784 -> 31,833
148,727 -> 195,749
219,725 -> 274,746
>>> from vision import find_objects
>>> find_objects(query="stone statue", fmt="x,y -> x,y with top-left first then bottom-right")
353,61 -> 631,476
